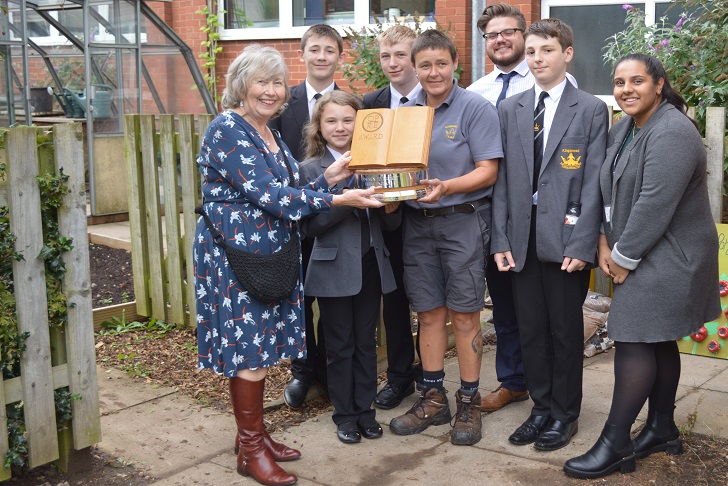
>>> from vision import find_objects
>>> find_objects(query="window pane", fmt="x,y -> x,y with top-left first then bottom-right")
655,2 -> 701,23
226,0 -> 279,28
293,1 -> 354,26
370,1 -> 435,23
551,4 -> 644,95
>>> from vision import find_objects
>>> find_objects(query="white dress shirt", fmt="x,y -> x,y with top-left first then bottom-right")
389,84 -> 422,110
468,58 -> 577,107
305,80 -> 335,118
534,78 -> 568,156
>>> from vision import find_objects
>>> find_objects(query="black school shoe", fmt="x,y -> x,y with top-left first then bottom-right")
283,378 -> 310,409
358,417 -> 383,439
337,422 -> 361,444
374,382 -> 416,409
534,418 -> 578,451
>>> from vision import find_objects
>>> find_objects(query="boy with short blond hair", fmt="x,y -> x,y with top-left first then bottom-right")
362,24 -> 421,411
492,18 -> 607,451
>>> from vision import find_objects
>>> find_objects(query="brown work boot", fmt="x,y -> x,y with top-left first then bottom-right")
480,386 -> 529,412
389,388 -> 451,435
450,390 -> 482,445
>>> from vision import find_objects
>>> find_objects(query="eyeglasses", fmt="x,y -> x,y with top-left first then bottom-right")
483,28 -> 524,41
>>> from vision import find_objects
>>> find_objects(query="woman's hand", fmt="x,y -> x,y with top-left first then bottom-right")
323,151 -> 353,186
610,260 -> 630,285
416,178 -> 447,204
332,188 -> 385,209
597,234 -> 612,278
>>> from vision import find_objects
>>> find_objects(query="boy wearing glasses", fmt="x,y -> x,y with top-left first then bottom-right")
467,3 -> 576,415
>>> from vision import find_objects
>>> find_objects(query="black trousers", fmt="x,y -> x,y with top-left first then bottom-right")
510,207 -> 589,423
381,225 -> 416,387
318,249 -> 381,425
290,238 -> 327,387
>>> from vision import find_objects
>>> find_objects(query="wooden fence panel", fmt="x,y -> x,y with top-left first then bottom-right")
126,114 -> 213,326
55,124 -> 102,449
6,127 -> 59,467
160,115 -> 185,325
178,115 -> 200,323
139,115 -> 167,320
124,115 -> 151,316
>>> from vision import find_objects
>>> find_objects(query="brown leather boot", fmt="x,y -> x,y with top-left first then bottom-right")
450,390 -> 482,445
389,388 -> 451,435
234,430 -> 301,461
235,428 -> 301,462
229,377 -> 298,485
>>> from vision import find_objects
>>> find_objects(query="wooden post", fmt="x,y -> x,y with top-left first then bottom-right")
160,115 -> 185,325
139,115 -> 168,320
704,107 -> 726,223
55,123 -> 102,450
178,115 -> 200,325
124,115 -> 152,316
7,127 -> 59,467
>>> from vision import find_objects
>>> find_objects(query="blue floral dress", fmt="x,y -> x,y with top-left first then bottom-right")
194,111 -> 335,376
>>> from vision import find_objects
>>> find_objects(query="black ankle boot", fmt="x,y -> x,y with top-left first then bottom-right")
563,424 -> 635,479
633,410 -> 682,459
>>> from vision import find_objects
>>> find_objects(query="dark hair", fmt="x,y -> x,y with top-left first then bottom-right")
614,53 -> 693,126
303,91 -> 362,160
411,29 -> 457,63
525,18 -> 573,51
301,24 -> 344,54
477,2 -> 526,34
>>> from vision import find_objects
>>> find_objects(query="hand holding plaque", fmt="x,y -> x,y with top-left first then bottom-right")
350,106 -> 435,202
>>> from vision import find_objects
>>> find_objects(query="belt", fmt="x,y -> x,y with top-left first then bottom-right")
417,197 -> 491,217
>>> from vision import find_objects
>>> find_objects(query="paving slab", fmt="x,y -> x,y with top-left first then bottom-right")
98,365 -> 178,414
675,387 -> 728,437
98,371 -> 233,480
94,337 -> 728,486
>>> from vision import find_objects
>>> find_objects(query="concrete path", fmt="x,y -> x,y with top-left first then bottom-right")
96,345 -> 728,486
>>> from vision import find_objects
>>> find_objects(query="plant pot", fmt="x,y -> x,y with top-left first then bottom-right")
30,87 -> 54,114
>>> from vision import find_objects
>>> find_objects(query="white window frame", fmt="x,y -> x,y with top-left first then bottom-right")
16,5 -> 146,47
219,0 -> 436,41
541,0 -> 674,106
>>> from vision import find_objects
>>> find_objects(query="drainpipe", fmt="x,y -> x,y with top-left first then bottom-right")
471,0 -> 486,84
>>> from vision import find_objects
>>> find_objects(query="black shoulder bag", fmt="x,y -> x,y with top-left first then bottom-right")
195,130 -> 300,304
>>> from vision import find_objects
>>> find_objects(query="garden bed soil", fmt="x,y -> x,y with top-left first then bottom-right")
6,244 -> 727,484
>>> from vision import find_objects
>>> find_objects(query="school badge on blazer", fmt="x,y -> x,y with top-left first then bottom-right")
560,149 -> 582,169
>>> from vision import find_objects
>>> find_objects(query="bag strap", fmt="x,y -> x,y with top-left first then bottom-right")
194,206 -> 229,248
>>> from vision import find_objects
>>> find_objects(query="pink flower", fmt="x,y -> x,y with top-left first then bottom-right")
622,4 -> 634,10
661,38 -> 669,47
676,16 -> 686,27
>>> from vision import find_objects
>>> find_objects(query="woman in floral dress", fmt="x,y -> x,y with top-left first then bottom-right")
193,44 -> 381,486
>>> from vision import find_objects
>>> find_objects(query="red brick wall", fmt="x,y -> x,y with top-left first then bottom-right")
25,0 -> 541,114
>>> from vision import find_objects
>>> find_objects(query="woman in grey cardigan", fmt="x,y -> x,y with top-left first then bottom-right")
564,54 -> 721,479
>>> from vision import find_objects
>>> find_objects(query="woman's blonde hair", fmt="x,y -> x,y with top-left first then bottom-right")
302,91 -> 362,160
221,44 -> 291,114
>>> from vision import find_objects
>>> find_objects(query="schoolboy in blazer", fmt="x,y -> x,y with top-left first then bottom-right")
269,24 -> 345,409
491,18 -> 607,452
362,25 -> 422,410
